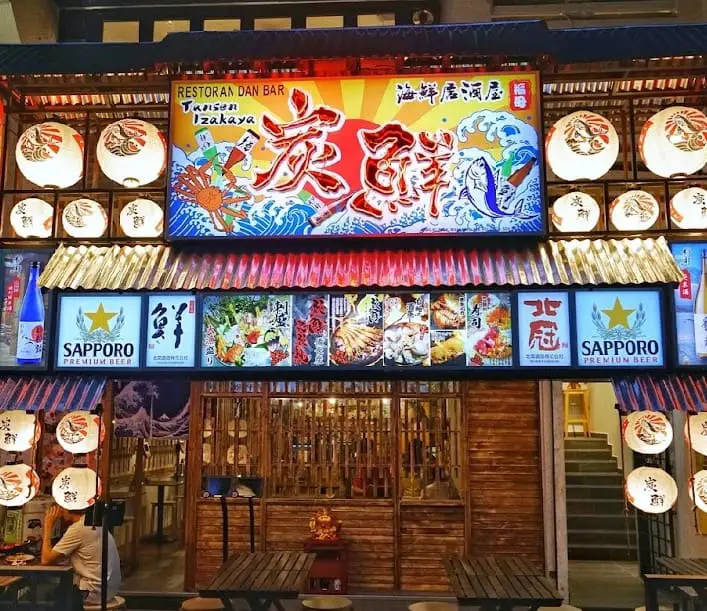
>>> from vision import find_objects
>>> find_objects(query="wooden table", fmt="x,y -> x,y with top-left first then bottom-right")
0,564 -> 74,609
143,477 -> 183,544
200,551 -> 316,611
644,557 -> 707,611
444,555 -> 563,611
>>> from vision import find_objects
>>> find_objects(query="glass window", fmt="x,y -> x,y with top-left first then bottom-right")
102,21 -> 139,42
153,19 -> 190,41
203,19 -> 241,31
400,397 -> 462,499
358,13 -> 395,27
306,15 -> 344,29
269,396 -> 393,498
254,17 -> 291,30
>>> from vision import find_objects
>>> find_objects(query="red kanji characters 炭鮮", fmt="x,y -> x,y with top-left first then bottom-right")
416,130 -> 455,218
253,88 -> 348,198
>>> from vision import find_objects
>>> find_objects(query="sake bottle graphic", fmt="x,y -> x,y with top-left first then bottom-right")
694,250 -> 707,358
16,261 -> 44,365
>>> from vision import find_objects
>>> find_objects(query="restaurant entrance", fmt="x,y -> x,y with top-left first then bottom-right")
184,379 -> 545,593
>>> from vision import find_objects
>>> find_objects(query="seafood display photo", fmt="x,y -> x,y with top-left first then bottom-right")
383,294 -> 430,366
430,293 -> 467,367
168,73 -> 542,239
202,295 -> 291,367
466,292 -> 513,367
329,295 -> 384,367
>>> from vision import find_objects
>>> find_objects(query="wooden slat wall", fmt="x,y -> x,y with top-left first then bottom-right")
466,380 -> 543,564
400,503 -> 465,591
194,500 -> 262,588
266,501 -> 395,591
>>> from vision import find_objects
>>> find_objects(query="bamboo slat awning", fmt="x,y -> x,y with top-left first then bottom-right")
612,376 -> 707,413
39,237 -> 681,291
0,377 -> 106,414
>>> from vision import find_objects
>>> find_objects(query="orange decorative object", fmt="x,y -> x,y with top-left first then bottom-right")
309,508 -> 342,541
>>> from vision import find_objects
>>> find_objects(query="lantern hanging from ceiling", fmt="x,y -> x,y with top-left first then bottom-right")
0,411 -> 41,453
0,463 -> 40,507
670,187 -> 707,230
610,190 -> 660,231
625,466 -> 677,514
551,191 -> 600,232
97,119 -> 166,187
545,110 -> 619,180
52,466 -> 100,511
686,413 -> 707,456
62,199 -> 108,238
119,198 -> 164,238
9,198 -> 54,239
690,470 -> 707,513
15,122 -> 84,189
56,411 -> 104,454
622,411 -> 673,455
639,106 -> 707,178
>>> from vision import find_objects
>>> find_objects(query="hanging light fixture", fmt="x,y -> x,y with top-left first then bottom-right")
670,187 -> 707,229
625,466 -> 678,514
9,198 -> 54,239
0,463 -> 40,507
52,466 -> 100,511
690,470 -> 707,513
551,191 -> 600,232
0,411 -> 41,453
56,411 -> 104,454
686,413 -> 707,456
622,412 -> 673,454
610,190 -> 660,231
119,198 -> 164,238
639,106 -> 707,178
545,110 -> 619,180
15,122 -> 84,189
97,119 -> 166,187
62,198 -> 108,238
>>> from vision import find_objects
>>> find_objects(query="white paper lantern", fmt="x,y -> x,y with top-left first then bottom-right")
545,111 -> 619,180
685,413 -> 707,456
62,199 -> 107,238
52,467 -> 100,511
0,464 -> 40,507
622,412 -> 673,455
15,122 -> 84,189
9,198 -> 54,239
625,467 -> 678,514
670,187 -> 707,229
639,106 -> 707,178
119,198 -> 163,238
0,411 -> 40,453
97,119 -> 166,187
689,470 -> 707,513
56,411 -> 103,454
610,190 -> 660,231
551,192 -> 600,232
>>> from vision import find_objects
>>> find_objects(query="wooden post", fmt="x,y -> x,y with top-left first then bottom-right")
130,438 -> 144,573
392,381 -> 401,591
552,381 -> 569,600
100,381 -> 114,499
184,381 -> 203,591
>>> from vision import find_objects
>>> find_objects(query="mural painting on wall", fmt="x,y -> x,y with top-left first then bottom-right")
113,380 -> 190,439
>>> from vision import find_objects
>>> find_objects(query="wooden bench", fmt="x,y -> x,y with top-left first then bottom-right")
444,555 -> 563,611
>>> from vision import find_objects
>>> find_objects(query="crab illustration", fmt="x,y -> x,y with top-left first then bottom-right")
173,160 -> 250,233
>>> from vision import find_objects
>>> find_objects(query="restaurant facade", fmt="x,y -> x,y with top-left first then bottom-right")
0,20 -> 704,599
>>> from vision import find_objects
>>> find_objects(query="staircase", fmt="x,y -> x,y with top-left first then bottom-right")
566,434 -> 637,561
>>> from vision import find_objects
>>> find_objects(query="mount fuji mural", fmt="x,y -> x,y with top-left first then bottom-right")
114,380 -> 190,439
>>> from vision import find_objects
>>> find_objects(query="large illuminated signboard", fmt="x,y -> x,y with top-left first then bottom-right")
168,73 -> 543,239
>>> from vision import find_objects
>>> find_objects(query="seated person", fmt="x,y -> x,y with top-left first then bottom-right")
41,504 -> 122,608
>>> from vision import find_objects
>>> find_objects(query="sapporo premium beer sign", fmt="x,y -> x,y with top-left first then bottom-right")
168,73 -> 543,239
56,295 -> 142,368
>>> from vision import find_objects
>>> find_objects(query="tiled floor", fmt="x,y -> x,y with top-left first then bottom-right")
569,560 -> 644,610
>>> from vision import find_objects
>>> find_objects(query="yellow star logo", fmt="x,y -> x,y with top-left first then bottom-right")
601,298 -> 635,329
84,303 -> 117,333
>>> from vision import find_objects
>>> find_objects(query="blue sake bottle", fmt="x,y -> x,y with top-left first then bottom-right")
16,261 -> 44,365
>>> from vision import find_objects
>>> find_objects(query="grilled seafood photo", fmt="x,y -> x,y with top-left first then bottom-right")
330,317 -> 383,366
384,322 -> 429,366
431,331 -> 465,366
431,293 -> 465,329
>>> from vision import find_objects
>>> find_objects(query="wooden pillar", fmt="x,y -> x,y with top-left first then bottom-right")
184,381 -> 203,591
100,381 -> 114,499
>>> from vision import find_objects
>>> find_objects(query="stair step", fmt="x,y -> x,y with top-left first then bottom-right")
568,528 -> 637,546
566,459 -> 619,473
568,498 -> 629,514
567,484 -> 626,500
568,513 -> 635,530
566,472 -> 624,486
565,447 -> 614,461
565,437 -> 612,449
569,543 -> 637,561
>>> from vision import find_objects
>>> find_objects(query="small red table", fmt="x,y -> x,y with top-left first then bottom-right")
304,539 -> 349,595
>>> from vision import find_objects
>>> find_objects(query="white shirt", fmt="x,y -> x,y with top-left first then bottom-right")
53,521 -> 122,603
